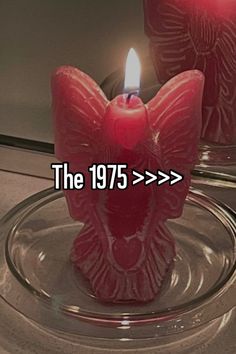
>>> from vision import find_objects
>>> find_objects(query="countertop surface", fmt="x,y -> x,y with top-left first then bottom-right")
0,170 -> 235,354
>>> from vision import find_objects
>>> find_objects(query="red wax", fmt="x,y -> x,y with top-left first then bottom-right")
104,95 -> 148,150
52,66 -> 204,302
144,0 -> 236,144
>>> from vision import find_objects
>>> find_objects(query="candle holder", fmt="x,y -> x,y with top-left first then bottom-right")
101,62 -> 236,183
0,187 -> 235,351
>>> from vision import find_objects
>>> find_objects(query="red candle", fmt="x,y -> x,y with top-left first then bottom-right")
104,95 -> 148,150
144,0 -> 236,145
52,50 -> 204,302
104,48 -> 148,150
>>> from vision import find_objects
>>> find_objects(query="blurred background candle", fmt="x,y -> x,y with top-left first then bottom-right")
144,0 -> 236,145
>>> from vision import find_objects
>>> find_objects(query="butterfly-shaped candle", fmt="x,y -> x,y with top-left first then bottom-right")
52,50 -> 204,303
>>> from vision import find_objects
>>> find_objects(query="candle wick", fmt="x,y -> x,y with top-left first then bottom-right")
127,92 -> 133,102
126,90 -> 139,103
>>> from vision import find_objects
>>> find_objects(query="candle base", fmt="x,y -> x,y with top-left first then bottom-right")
71,221 -> 175,304
0,188 -> 235,350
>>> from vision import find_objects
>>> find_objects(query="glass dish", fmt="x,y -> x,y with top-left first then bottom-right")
0,187 -> 235,350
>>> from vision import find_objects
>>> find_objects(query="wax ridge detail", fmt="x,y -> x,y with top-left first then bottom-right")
72,222 -> 175,302
52,66 -> 204,303
144,0 -> 236,144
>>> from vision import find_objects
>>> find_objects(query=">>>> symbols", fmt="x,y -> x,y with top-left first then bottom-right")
51,163 -> 184,191
132,169 -> 183,187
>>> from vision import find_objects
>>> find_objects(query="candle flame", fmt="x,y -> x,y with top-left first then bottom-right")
124,48 -> 141,92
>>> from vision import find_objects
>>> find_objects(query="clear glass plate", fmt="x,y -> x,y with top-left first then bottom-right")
0,187 -> 235,350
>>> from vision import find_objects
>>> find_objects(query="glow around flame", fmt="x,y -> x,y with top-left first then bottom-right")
124,48 -> 141,92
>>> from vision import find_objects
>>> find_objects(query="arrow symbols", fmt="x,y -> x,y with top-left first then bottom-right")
132,169 -> 183,187
157,171 -> 170,186
132,170 -> 145,185
170,170 -> 184,186
145,171 -> 157,185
